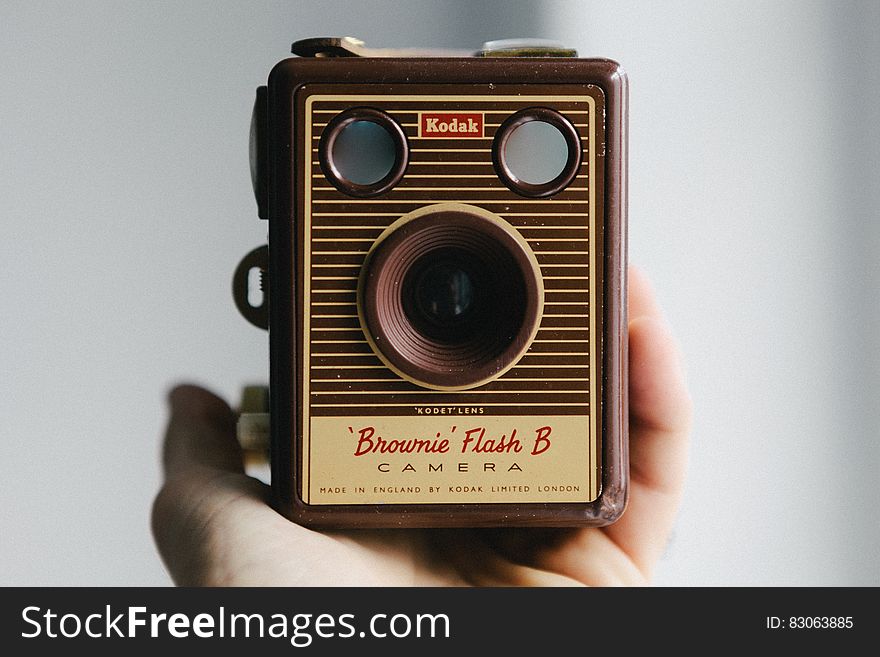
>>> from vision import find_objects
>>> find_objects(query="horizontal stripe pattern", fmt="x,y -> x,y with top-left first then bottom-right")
306,96 -> 593,416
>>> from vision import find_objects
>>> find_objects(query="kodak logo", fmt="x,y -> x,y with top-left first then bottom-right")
419,112 -> 484,138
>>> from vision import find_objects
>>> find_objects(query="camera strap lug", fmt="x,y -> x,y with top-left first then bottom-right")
232,245 -> 269,330
292,36 -> 577,58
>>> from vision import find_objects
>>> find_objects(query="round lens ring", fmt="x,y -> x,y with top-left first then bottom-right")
319,107 -> 408,197
492,107 -> 581,198
358,203 -> 544,391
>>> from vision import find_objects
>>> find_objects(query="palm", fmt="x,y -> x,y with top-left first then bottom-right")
157,470 -> 646,586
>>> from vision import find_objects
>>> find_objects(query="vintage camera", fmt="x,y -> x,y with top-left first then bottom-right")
233,37 -> 628,528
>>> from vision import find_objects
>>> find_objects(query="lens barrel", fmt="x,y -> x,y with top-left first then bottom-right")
358,204 -> 543,390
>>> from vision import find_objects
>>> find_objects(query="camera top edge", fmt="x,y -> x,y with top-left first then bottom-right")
291,36 -> 575,58
276,36 -> 626,86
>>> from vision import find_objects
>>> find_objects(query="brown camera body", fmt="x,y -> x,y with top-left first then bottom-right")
239,38 -> 629,528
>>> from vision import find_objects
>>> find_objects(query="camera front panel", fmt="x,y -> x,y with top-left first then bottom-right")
267,58 -> 627,527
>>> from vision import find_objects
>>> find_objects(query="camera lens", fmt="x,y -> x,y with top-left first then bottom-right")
414,262 -> 474,323
406,255 -> 477,336
359,204 -> 543,390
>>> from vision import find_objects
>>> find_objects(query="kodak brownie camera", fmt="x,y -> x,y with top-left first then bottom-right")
233,37 -> 628,528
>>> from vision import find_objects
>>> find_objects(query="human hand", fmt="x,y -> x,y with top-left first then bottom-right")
151,266 -> 691,586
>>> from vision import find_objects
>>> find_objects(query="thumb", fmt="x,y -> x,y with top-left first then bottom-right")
161,383 -> 244,479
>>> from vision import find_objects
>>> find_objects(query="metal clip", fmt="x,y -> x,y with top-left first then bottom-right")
237,385 -> 270,468
292,36 -> 471,58
291,36 -> 577,59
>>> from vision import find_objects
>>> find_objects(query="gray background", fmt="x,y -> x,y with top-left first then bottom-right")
2,0 -> 877,586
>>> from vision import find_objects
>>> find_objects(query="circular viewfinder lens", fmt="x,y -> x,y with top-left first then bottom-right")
502,120 -> 570,185
331,120 -> 396,185
319,107 -> 408,197
492,107 -> 581,198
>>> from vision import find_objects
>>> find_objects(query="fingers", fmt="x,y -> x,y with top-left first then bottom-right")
153,383 -> 254,584
628,264 -> 665,321
480,527 -> 646,586
151,469 -> 270,585
601,266 -> 692,579
625,266 -> 692,488
431,530 -> 588,587
626,316 -> 692,486
161,383 -> 244,479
